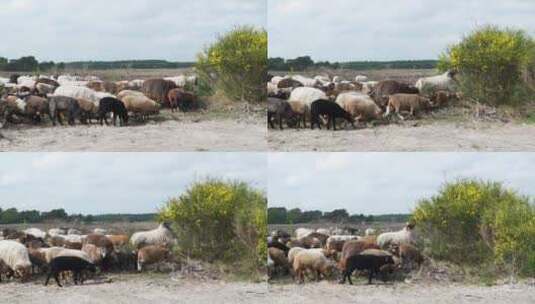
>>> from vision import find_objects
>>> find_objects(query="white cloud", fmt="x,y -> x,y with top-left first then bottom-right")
268,0 -> 535,61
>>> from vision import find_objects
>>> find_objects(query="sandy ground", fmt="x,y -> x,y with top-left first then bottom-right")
0,274 -> 268,304
267,281 -> 535,304
2,274 -> 532,304
268,122 -> 535,152
0,119 -> 266,152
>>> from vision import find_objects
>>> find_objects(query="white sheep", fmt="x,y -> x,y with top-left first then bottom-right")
54,86 -> 100,103
292,248 -> 334,283
93,228 -> 107,235
292,75 -> 320,87
40,247 -> 92,264
377,223 -> 415,249
67,228 -> 81,235
23,228 -> 46,239
48,228 -> 66,236
130,223 -> 176,249
415,71 -> 456,93
295,227 -> 314,239
316,228 -> 330,236
361,81 -> 379,94
289,87 -> 328,107
365,228 -> 376,236
355,75 -> 369,83
0,240 -> 32,279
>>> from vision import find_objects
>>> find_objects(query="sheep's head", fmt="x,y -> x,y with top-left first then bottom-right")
406,222 -> 416,230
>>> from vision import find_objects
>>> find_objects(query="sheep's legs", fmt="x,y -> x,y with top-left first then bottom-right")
44,272 -> 51,285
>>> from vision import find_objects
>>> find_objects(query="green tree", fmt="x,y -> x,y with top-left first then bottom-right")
158,178 -> 266,276
413,179 -> 535,277
196,26 -> 267,103
438,25 -> 535,105
267,207 -> 288,224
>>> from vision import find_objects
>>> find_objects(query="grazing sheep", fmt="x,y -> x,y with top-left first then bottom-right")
84,234 -> 114,255
54,86 -> 100,103
268,238 -> 290,255
390,244 -> 424,270
121,95 -> 160,119
370,80 -> 420,109
130,223 -> 176,249
98,97 -> 129,126
288,87 -> 328,127
0,258 -> 14,282
28,247 -> 47,274
268,97 -> 296,129
82,243 -> 106,265
117,90 -> 144,101
141,78 -> 176,106
63,234 -> 84,250
48,228 -> 66,237
287,247 -> 305,266
167,88 -> 197,112
93,228 -> 107,235
77,98 -> 97,123
335,92 -> 383,123
35,83 -> 56,95
355,75 -> 369,83
48,96 -> 81,125
326,235 -> 360,252
268,247 -> 290,275
24,95 -> 49,122
292,75 -> 320,87
431,90 -> 450,108
0,240 -> 32,280
67,228 -> 81,235
45,256 -> 96,287
293,249 -> 335,283
339,249 -> 396,285
415,71 -> 457,93
310,99 -> 354,130
137,245 -> 171,272
377,223 -> 415,249
384,94 -> 432,120
338,239 -> 381,273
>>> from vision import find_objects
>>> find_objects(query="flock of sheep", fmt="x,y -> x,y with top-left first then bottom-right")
268,223 -> 424,284
267,71 -> 459,130
0,222 -> 177,287
0,74 -> 198,128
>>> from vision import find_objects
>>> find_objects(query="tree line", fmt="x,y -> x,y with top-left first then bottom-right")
268,207 -> 410,224
268,56 -> 438,71
0,207 -> 156,224
0,56 -> 195,72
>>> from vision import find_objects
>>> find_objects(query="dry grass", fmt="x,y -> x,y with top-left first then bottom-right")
0,221 -> 158,236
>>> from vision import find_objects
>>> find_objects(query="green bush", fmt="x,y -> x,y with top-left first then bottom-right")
412,179 -> 535,278
196,26 -> 267,103
438,25 -> 535,105
158,178 -> 266,276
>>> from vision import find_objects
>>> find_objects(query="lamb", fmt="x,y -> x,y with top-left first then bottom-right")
137,245 -> 171,272
48,95 -> 81,125
45,256 -> 96,287
0,240 -> 32,280
130,222 -> 176,249
268,97 -> 296,130
377,223 -> 415,249
339,249 -> 396,285
292,249 -> 335,283
335,92 -> 383,123
384,94 -> 432,120
310,99 -> 354,130
415,71 -> 457,94
98,97 -> 129,126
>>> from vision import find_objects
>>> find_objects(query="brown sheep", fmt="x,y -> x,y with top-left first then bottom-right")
390,244 -> 424,270
287,100 -> 307,128
25,95 -> 49,122
137,245 -> 171,272
336,92 -> 383,123
370,80 -> 420,109
167,88 -> 197,112
36,78 -> 59,87
84,234 -> 114,255
82,243 -> 105,265
63,240 -> 83,250
121,95 -> 160,119
432,90 -> 449,108
87,81 -> 105,92
107,234 -> 129,249
77,98 -> 97,124
268,247 -> 290,275
48,235 -> 65,247
338,239 -> 380,272
384,94 -> 432,120
103,81 -> 118,94
287,236 -> 322,249
142,78 -> 176,106
307,232 -> 329,247
28,247 -> 47,274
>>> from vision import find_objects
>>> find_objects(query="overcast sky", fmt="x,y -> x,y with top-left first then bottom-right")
0,153 -> 266,215
0,0 -> 265,62
268,0 -> 535,61
268,153 -> 535,215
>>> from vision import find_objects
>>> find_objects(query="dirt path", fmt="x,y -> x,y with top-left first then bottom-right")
268,281 -> 535,304
268,122 -> 535,151
0,119 -> 266,152
0,274 -> 268,304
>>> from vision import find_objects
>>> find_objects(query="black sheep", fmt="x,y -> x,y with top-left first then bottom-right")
339,249 -> 396,285
310,99 -> 354,130
45,256 -> 97,287
268,97 -> 296,130
98,97 -> 129,126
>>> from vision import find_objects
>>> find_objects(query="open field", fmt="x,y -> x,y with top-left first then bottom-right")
269,68 -> 535,152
